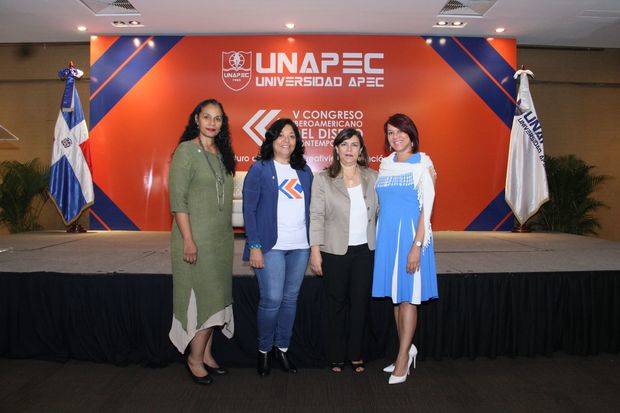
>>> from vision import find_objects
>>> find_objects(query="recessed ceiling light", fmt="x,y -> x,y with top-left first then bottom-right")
495,27 -> 506,33
112,20 -> 144,28
285,22 -> 295,29
439,38 -> 446,45
77,25 -> 87,32
133,38 -> 141,47
147,40 -> 155,48
433,20 -> 466,28
425,38 -> 433,45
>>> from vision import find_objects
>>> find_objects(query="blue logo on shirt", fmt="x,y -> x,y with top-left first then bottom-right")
278,179 -> 304,199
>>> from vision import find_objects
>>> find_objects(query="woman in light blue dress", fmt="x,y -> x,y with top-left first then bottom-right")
372,113 -> 438,384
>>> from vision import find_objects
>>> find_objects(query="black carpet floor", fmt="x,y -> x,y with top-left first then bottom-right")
1,354 -> 619,412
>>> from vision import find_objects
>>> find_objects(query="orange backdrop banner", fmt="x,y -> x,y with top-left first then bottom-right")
89,35 -> 516,231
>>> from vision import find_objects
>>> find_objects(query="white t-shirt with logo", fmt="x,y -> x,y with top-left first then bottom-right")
272,161 -> 309,250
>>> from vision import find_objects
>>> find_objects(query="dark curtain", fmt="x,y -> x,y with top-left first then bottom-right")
1,271 -> 618,367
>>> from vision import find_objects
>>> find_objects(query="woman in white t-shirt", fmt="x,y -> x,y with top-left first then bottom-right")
242,118 -> 313,377
309,128 -> 379,373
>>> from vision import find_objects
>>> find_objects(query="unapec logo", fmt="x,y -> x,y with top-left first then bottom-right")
221,51 -> 252,91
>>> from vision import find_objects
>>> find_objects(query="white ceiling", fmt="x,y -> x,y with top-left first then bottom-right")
1,0 -> 619,47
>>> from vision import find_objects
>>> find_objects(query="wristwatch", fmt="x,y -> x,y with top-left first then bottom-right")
414,240 -> 422,247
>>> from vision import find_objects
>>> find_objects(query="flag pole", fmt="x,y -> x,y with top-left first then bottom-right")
49,61 -> 94,233
512,65 -> 530,234
62,61 -> 86,233
505,64 -> 549,234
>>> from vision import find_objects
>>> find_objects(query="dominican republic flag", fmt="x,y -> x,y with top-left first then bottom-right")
505,70 -> 549,225
49,85 -> 94,225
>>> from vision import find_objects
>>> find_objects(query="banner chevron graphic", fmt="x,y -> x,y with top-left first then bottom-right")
243,109 -> 281,146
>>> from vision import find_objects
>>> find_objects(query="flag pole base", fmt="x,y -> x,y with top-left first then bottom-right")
66,223 -> 87,233
511,224 -> 531,233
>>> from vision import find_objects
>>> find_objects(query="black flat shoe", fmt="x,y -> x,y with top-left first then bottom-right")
185,361 -> 213,385
257,351 -> 271,377
274,347 -> 297,373
204,364 -> 228,376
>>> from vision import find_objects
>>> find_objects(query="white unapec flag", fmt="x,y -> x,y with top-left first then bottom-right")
49,86 -> 94,225
505,70 -> 549,225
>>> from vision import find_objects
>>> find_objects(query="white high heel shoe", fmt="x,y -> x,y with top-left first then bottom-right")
383,344 -> 417,373
388,349 -> 415,385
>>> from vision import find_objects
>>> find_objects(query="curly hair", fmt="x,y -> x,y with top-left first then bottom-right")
255,118 -> 307,170
178,99 -> 236,175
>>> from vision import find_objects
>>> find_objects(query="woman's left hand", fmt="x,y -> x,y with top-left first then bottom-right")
309,247 -> 323,276
406,245 -> 421,274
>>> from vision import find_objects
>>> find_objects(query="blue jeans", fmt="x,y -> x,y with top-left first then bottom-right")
254,248 -> 310,352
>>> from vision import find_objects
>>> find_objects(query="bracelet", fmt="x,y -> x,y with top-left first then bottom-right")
248,242 -> 262,250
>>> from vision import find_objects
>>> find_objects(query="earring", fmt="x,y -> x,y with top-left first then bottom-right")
336,154 -> 340,160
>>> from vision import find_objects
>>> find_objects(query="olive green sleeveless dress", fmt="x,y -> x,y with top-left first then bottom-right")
168,140 -> 234,353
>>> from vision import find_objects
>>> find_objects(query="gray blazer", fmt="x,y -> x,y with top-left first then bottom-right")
309,167 -> 379,255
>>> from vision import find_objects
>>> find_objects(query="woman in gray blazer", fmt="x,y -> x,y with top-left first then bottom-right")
309,128 -> 378,373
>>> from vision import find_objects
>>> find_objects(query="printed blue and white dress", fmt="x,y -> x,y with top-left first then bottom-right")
372,152 -> 438,304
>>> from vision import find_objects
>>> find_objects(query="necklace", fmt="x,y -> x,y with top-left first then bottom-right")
343,166 -> 359,186
197,139 -> 225,211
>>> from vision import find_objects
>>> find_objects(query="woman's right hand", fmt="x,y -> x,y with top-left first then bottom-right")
183,239 -> 198,264
310,247 -> 323,276
249,248 -> 264,269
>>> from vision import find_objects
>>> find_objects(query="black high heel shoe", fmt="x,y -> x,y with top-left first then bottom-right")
204,363 -> 228,376
274,347 -> 297,373
185,359 -> 213,385
350,360 -> 366,373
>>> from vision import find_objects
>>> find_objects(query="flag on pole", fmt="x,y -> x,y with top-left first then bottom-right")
49,68 -> 94,225
505,69 -> 549,225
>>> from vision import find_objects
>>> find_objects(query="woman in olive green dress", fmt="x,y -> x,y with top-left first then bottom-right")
168,99 -> 236,384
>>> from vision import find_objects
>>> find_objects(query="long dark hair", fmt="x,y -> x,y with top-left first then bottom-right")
327,128 -> 369,178
384,113 -> 419,154
256,118 -> 306,170
179,99 -> 236,175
